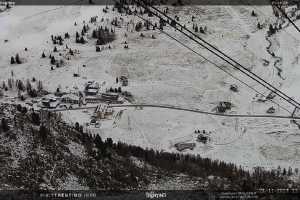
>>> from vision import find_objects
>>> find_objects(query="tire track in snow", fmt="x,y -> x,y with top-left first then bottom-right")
51,104 -> 300,119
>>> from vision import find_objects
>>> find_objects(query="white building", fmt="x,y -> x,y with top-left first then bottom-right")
39,94 -> 60,109
61,93 -> 80,104
85,81 -> 100,96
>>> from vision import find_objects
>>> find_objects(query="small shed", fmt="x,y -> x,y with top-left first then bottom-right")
101,93 -> 119,102
40,95 -> 59,109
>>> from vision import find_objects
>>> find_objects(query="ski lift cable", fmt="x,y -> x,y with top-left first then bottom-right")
147,3 -> 300,108
275,4 -> 300,33
132,0 -> 300,110
130,9 -> 292,115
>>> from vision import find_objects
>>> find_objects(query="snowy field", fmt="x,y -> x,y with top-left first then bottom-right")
1,5 -> 300,170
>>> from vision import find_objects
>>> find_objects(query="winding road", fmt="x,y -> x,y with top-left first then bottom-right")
49,103 -> 300,120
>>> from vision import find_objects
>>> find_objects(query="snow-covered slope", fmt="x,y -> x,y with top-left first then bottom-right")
1,5 -> 300,171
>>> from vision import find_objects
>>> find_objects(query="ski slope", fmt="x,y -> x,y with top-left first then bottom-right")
1,5 -> 300,170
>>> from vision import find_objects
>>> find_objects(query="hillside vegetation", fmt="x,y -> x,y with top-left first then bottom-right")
0,103 -> 298,190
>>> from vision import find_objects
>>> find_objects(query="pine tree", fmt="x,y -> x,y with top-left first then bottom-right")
65,32 -> 70,39
92,30 -> 97,38
257,22 -> 262,29
80,36 -> 85,44
1,118 -> 9,132
283,168 -> 287,176
37,80 -> 43,92
15,54 -> 21,64
17,80 -> 25,91
10,56 -> 15,64
50,56 -> 56,65
69,49 -> 74,55
16,104 -> 22,112
96,46 -> 101,52
28,88 -> 38,98
95,135 -> 103,148
31,112 -> 40,125
200,26 -> 205,33
7,78 -> 12,89
269,24 -> 275,35
39,125 -> 49,143
105,138 -> 113,148
288,167 -> 293,176
26,79 -> 32,93
2,81 -> 6,89
75,122 -> 80,131
171,20 -> 176,27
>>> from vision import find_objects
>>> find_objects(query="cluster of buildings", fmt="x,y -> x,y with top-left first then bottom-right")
174,130 -> 213,151
84,81 -> 123,104
38,80 -> 125,109
195,130 -> 211,144
39,93 -> 81,109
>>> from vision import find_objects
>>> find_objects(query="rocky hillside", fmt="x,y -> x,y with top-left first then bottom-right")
0,103 -> 298,190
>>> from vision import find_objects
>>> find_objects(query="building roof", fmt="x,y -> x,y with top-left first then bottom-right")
86,88 -> 98,94
49,101 -> 59,108
43,94 -> 57,100
61,93 -> 80,100
102,92 -> 119,97
86,81 -> 99,89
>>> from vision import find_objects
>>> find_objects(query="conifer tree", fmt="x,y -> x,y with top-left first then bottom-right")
1,118 -> 9,132
10,56 -> 15,64
15,54 -> 21,64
